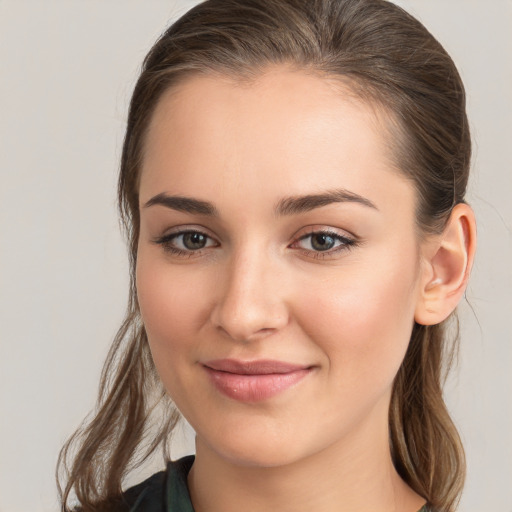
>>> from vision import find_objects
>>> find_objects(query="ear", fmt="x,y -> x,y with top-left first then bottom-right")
415,203 -> 477,326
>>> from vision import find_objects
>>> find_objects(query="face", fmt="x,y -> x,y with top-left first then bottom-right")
136,67 -> 426,468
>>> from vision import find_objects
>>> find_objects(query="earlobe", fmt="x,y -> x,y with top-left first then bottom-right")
415,203 -> 477,326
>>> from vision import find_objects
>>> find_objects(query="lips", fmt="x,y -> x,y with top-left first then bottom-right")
202,359 -> 313,402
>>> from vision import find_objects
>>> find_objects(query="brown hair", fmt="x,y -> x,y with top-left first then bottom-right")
58,1 -> 470,511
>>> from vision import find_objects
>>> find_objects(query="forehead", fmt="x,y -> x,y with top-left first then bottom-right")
139,67 -> 412,214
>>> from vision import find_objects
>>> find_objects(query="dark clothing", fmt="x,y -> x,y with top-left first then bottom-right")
121,456 -> 194,512
120,455 -> 430,512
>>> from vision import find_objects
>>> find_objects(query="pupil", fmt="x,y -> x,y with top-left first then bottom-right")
183,232 -> 206,250
312,234 -> 335,251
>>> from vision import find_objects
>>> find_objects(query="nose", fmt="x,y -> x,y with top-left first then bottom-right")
210,249 -> 289,342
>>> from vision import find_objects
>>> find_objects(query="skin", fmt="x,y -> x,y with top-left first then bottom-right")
136,67 -> 436,512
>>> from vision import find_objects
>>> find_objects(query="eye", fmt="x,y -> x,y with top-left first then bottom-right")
178,232 -> 211,250
291,229 -> 357,257
153,229 -> 218,256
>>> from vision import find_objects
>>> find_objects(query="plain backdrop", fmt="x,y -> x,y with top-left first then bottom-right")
0,1 -> 511,511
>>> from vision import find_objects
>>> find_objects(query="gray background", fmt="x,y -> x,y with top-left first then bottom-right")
0,1 -> 510,511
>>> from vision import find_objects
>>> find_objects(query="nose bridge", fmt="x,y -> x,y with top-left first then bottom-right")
212,242 -> 288,341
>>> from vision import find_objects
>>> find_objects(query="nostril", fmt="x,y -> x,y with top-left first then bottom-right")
215,324 -> 277,343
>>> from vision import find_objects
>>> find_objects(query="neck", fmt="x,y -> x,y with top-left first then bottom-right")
187,411 -> 425,512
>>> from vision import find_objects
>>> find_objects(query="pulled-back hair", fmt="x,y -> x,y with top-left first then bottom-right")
58,1 -> 470,511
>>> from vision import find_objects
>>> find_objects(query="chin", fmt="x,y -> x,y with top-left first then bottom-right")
213,444 -> 303,469
195,421 -> 322,470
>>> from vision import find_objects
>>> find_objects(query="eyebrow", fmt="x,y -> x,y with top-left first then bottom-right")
143,193 -> 219,216
143,188 -> 377,216
274,188 -> 378,216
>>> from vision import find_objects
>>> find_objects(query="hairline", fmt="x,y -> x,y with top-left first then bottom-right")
137,62 -> 412,193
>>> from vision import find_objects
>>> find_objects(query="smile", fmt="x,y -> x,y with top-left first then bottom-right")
202,359 -> 313,402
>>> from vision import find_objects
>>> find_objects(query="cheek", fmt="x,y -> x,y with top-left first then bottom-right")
135,257 -> 220,417
136,256 -> 211,370
295,257 -> 418,386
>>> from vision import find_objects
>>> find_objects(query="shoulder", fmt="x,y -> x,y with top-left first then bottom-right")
118,455 -> 195,512
117,468 -> 167,512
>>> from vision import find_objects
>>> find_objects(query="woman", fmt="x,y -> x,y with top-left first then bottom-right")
57,0 -> 477,511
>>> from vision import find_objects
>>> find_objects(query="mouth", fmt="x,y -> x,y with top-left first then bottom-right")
202,359 -> 314,402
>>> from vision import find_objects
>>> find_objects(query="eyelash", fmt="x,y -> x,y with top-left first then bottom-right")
153,229 -> 218,258
153,228 -> 358,259
292,229 -> 358,259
